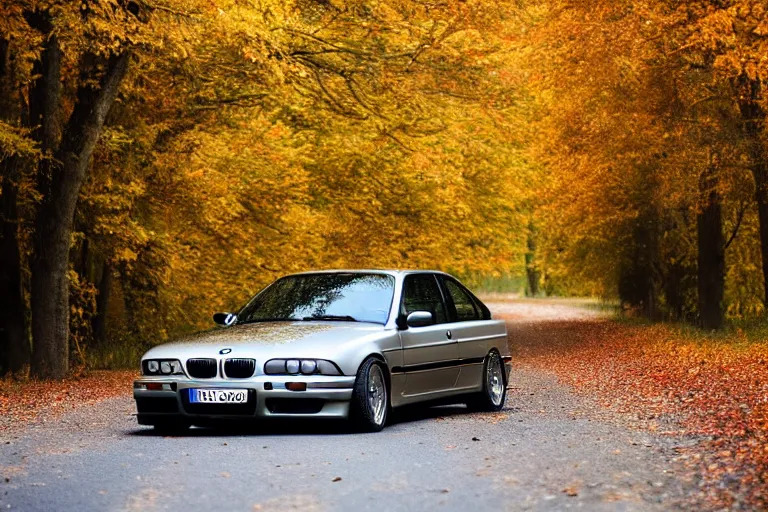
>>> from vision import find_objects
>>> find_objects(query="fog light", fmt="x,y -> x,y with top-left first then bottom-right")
300,360 -> 317,374
146,383 -> 163,391
286,359 -> 300,374
286,382 -> 307,391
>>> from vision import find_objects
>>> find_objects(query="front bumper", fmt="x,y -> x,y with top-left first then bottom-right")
133,375 -> 356,425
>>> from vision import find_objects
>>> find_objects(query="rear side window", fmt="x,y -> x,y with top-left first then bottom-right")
444,279 -> 480,322
401,275 -> 447,324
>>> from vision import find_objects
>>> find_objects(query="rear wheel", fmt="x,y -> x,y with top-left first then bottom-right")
467,351 -> 506,412
349,357 -> 389,432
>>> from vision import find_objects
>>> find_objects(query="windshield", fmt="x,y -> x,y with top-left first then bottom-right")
237,273 -> 395,325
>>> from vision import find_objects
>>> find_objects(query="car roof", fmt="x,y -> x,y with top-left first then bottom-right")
289,269 -> 450,277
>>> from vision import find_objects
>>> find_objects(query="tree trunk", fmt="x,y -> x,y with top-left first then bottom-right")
0,37 -> 30,376
27,31 -> 64,378
92,262 -> 112,346
697,164 -> 725,330
663,261 -> 685,321
30,47 -> 130,379
756,167 -> 768,307
737,77 -> 768,306
525,219 -> 539,297
0,161 -> 29,375
618,215 -> 659,319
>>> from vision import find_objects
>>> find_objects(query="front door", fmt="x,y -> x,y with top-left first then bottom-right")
398,274 -> 458,396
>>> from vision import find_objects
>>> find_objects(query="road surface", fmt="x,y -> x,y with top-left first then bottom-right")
0,300 -> 693,511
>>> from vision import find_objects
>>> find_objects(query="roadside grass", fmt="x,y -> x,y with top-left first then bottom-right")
509,309 -> 768,511
86,339 -> 147,370
611,308 -> 768,349
473,274 -> 526,294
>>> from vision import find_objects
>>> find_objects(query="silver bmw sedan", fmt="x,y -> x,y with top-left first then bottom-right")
134,270 -> 511,432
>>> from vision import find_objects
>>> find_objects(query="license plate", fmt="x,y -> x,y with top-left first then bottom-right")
189,389 -> 248,404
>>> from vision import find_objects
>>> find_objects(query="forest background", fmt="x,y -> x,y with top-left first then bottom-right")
0,0 -> 767,379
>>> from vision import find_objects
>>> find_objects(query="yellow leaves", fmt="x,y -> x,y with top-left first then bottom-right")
53,1 -> 533,341
117,248 -> 138,263
0,122 -> 40,159
517,0 -> 768,309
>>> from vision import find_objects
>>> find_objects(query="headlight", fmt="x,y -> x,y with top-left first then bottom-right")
301,360 -> 317,374
286,359 -> 300,374
264,359 -> 341,376
142,359 -> 185,376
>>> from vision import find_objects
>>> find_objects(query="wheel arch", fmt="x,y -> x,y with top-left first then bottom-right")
358,352 -> 392,392
484,347 -> 508,386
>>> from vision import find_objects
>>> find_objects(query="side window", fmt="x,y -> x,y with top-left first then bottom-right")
444,279 -> 480,322
401,275 -> 447,324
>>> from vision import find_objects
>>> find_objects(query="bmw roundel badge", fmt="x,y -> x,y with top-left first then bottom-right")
219,348 -> 232,355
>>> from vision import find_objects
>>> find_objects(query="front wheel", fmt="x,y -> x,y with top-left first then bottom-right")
467,351 -> 506,412
349,357 -> 389,432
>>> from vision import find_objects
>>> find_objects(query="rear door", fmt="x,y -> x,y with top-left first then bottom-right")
438,276 -> 498,392
398,273 -> 459,396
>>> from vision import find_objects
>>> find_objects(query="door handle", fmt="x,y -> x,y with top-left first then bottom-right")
446,330 -> 452,339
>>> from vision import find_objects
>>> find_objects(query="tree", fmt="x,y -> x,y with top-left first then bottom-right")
0,19 -> 38,374
1,0 -> 530,376
517,0 -> 765,327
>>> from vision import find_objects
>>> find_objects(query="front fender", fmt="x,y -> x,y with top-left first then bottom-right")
329,331 -> 401,376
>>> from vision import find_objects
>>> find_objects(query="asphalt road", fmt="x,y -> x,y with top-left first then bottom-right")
0,301 -> 694,511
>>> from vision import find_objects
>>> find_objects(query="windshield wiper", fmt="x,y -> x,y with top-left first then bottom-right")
302,315 -> 358,322
238,318 -> 299,325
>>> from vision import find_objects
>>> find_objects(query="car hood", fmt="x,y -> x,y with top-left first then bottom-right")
142,321 -> 389,361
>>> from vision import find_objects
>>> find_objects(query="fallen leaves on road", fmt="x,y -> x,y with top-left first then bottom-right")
0,371 -> 136,433
509,319 -> 768,510
562,485 -> 579,497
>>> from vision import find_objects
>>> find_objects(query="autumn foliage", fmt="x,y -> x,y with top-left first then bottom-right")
0,0 -> 528,377
0,2 -> 767,380
522,1 -> 768,328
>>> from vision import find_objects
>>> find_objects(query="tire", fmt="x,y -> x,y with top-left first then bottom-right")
466,350 -> 506,412
349,357 -> 389,432
152,419 -> 191,435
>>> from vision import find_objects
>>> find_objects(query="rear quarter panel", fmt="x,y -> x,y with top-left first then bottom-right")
456,319 -> 509,360
454,319 -> 509,391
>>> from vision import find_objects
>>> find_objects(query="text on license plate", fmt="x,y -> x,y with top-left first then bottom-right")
189,389 -> 248,403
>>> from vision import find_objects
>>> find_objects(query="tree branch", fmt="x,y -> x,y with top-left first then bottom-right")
724,200 -> 747,251
298,58 -> 368,120
192,93 -> 269,111
58,51 -> 131,170
139,1 -> 201,18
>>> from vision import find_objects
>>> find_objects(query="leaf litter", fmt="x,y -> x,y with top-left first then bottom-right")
510,319 -> 768,510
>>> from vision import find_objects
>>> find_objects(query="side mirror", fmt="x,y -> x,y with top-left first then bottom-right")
213,312 -> 238,326
406,311 -> 434,328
